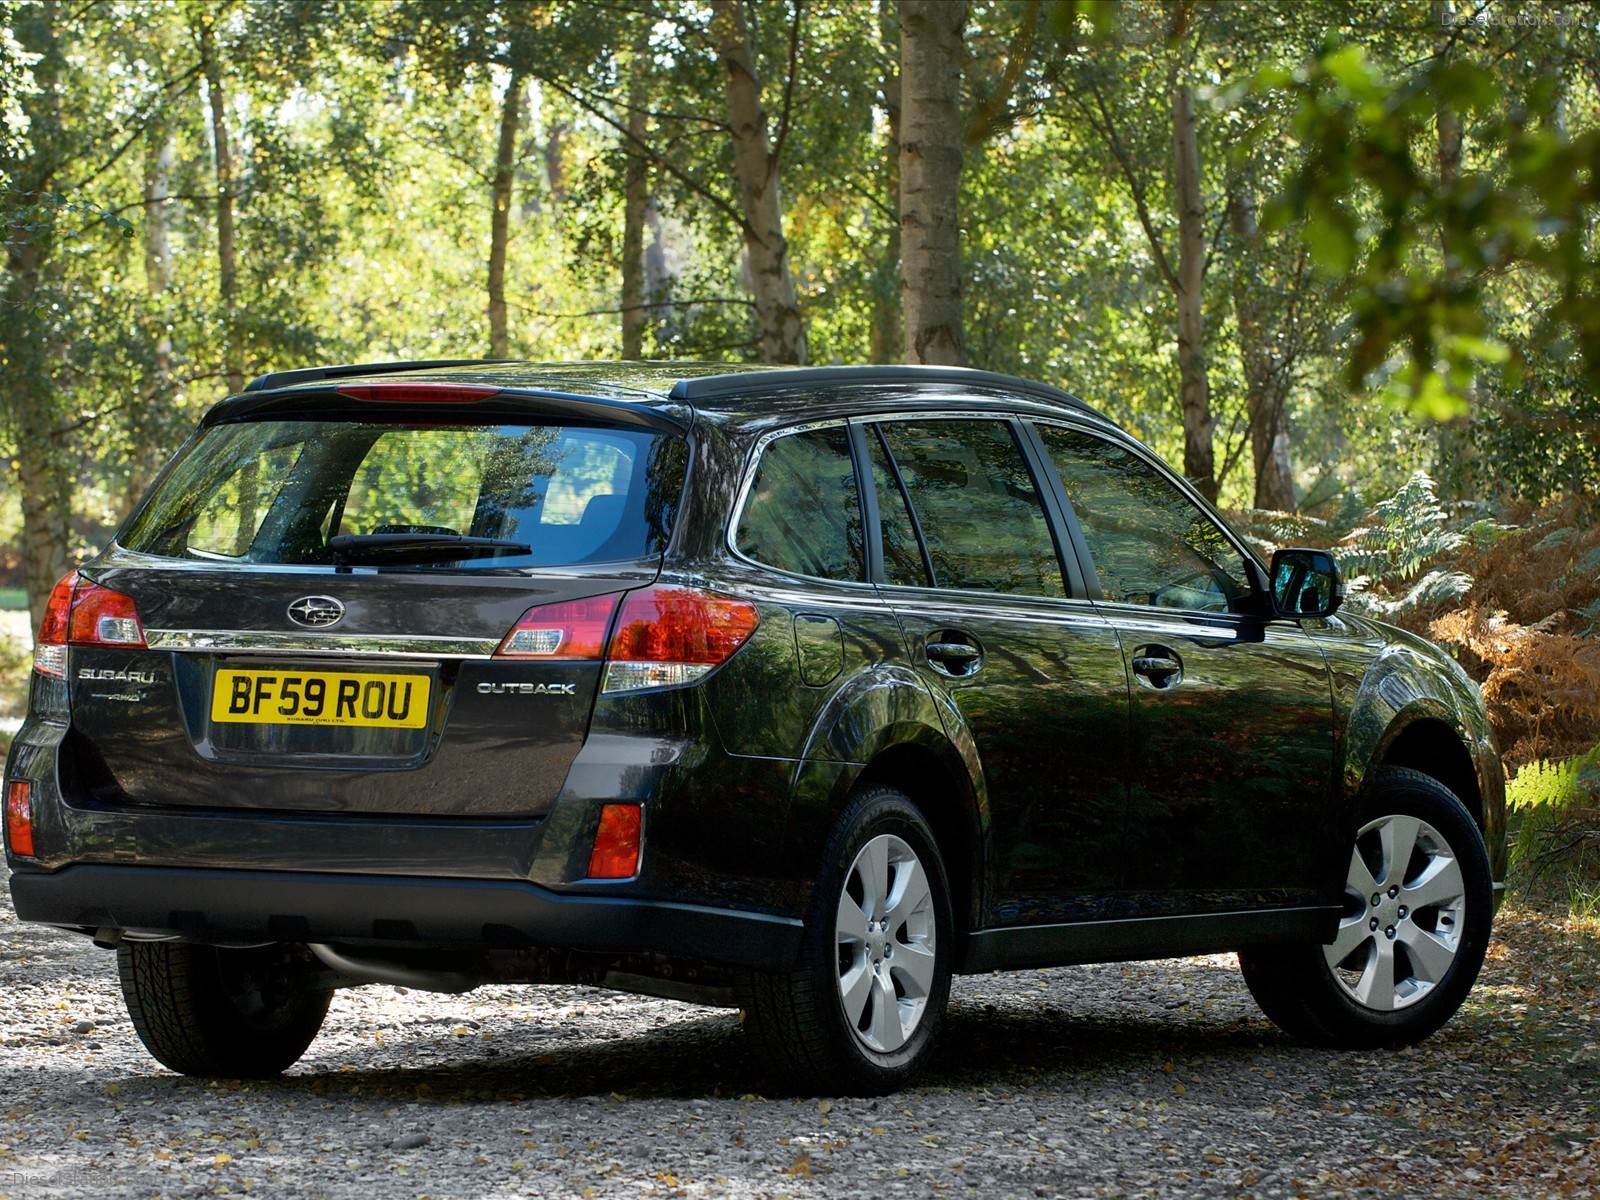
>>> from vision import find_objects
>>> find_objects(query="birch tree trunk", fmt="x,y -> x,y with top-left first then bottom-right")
898,0 -> 965,366
869,0 -> 902,363
488,68 -> 525,360
12,237 -> 73,629
621,70 -> 650,360
711,0 -> 806,365
4,0 -> 73,625
1227,176 -> 1296,512
198,18 -> 242,395
128,129 -> 178,511
1172,83 -> 1215,500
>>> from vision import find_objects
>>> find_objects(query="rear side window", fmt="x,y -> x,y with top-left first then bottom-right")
735,427 -> 865,581
876,419 -> 1065,598
120,420 -> 687,569
865,426 -> 931,588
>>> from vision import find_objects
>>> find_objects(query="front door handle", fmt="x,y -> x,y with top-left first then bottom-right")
926,632 -> 983,677
1131,644 -> 1183,689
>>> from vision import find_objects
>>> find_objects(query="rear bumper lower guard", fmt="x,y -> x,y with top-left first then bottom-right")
7,865 -> 803,973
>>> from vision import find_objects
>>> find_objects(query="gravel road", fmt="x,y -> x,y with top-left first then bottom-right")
3,866 -> 1597,1200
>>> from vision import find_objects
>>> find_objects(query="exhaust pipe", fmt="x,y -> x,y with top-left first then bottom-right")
308,943 -> 479,994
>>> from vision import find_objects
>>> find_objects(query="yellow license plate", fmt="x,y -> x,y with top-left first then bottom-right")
211,669 -> 431,729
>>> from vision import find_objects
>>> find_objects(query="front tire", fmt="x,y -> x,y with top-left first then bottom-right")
118,942 -> 331,1077
743,785 -> 953,1095
1240,767 -> 1493,1048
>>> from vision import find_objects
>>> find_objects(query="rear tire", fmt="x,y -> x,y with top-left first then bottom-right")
1240,767 -> 1493,1048
118,942 -> 331,1077
742,785 -> 953,1095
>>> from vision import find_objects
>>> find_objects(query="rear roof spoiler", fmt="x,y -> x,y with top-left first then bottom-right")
205,385 -> 690,434
242,360 -> 514,393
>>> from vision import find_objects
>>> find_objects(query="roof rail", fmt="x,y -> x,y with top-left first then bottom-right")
242,359 -> 512,394
670,365 -> 1113,424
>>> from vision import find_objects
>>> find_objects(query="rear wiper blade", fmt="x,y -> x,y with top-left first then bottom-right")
327,533 -> 532,566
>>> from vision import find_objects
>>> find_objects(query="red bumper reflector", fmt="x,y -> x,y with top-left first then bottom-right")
5,781 -> 34,858
587,803 -> 642,879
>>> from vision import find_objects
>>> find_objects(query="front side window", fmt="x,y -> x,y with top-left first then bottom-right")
735,426 -> 864,581
1037,424 -> 1251,613
120,420 -> 686,569
875,419 -> 1065,598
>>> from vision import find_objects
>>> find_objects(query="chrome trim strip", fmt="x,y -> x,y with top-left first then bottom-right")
144,630 -> 499,659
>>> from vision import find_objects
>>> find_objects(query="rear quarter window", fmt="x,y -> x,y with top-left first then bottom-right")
735,427 -> 865,581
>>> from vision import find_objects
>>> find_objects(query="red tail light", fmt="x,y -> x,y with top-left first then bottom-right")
69,582 -> 146,647
493,586 -> 757,692
33,571 -> 146,678
5,780 -> 34,858
601,587 -> 760,694
586,803 -> 642,879
336,383 -> 500,403
495,595 -> 620,659
33,571 -> 77,677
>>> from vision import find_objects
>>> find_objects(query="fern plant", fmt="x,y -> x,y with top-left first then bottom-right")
1326,471 -> 1480,618
1506,744 -> 1600,900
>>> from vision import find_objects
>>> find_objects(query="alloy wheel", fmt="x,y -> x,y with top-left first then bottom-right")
1324,813 -> 1467,1011
834,833 -> 938,1053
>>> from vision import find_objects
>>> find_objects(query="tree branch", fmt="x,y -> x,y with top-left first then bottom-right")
770,0 -> 805,168
964,0 -> 1039,145
61,63 -> 204,194
514,297 -> 757,319
532,70 -> 753,237
1077,77 -> 1180,293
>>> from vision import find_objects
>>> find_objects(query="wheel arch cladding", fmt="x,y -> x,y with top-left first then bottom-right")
1378,716 -> 1482,827
1337,638 -> 1506,879
851,741 -> 984,942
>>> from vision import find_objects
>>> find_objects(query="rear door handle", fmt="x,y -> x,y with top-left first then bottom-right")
1131,644 -> 1183,688
925,633 -> 983,677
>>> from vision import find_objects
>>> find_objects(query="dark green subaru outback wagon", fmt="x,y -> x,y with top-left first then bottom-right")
3,361 -> 1505,1094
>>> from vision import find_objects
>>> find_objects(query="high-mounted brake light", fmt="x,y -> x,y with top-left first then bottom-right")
495,595 -> 620,659
601,587 -> 760,694
33,571 -> 147,678
336,383 -> 501,403
5,780 -> 34,858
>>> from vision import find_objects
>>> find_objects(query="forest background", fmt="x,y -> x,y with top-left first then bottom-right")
2,0 -> 1599,904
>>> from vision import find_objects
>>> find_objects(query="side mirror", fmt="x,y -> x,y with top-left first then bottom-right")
1269,548 -> 1344,619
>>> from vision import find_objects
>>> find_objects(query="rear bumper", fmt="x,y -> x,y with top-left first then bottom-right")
6,864 -> 804,973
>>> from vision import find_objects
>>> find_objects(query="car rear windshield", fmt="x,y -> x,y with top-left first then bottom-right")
119,419 -> 687,569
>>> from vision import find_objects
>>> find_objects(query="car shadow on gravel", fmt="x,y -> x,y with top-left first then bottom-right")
83,1008 -> 753,1102
79,962 -> 1314,1101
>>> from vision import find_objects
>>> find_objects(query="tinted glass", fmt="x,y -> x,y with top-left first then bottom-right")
736,427 -> 864,581
121,420 -> 686,569
876,420 -> 1065,597
866,426 -> 931,587
1037,424 -> 1250,612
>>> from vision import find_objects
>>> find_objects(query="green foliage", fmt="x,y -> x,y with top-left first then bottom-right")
1267,35 -> 1600,425
1506,744 -> 1600,905
2,0 -> 1599,620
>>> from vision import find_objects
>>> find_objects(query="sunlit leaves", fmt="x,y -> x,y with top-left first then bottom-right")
1264,39 -> 1600,425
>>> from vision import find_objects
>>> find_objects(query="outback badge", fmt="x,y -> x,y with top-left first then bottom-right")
287,595 -> 345,628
